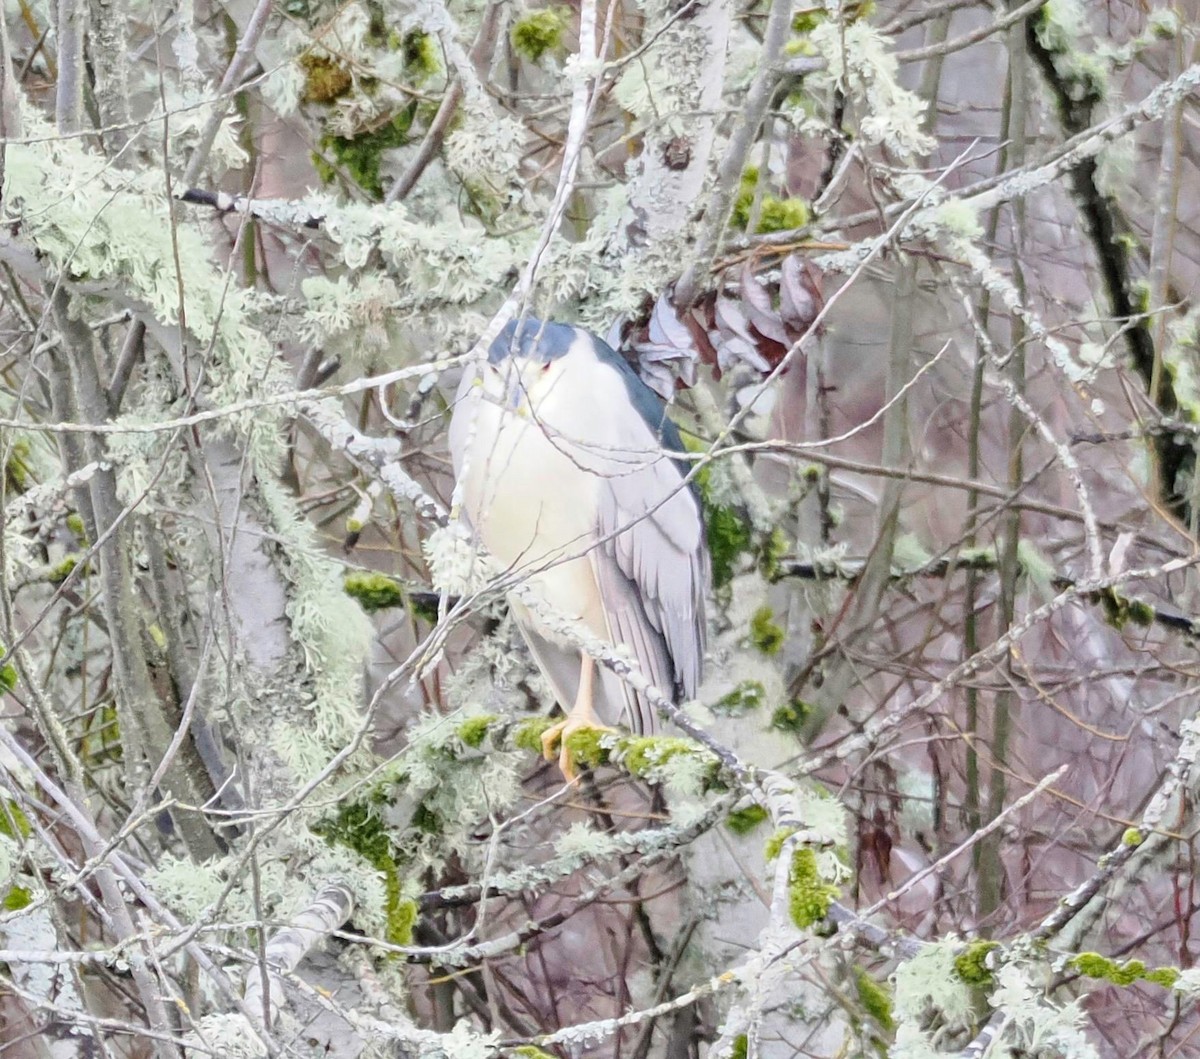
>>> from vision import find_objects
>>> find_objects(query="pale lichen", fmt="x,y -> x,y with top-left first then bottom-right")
893,941 -> 974,1025
423,524 -> 491,596
809,20 -> 934,158
445,97 -> 525,195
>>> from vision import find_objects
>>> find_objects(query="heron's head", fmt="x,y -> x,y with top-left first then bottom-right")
486,318 -> 595,412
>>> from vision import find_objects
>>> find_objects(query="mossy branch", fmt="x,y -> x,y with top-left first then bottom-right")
1024,12 -> 1194,523
776,551 -> 1197,639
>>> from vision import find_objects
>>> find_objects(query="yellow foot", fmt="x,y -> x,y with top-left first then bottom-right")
540,716 -> 616,782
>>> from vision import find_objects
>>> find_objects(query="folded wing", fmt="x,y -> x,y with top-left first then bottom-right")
591,434 -> 708,733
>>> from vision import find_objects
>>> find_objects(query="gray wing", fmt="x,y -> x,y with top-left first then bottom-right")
592,451 -> 709,734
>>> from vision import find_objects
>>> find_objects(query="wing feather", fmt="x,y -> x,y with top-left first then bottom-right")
592,562 -> 674,732
593,441 -> 709,723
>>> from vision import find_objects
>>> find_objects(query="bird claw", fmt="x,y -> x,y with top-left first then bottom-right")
541,717 -> 616,783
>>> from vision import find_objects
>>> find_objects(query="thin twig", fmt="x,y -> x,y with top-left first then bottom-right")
182,0 -> 272,185
894,0 -> 1047,64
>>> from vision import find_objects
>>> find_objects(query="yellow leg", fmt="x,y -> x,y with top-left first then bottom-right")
540,655 -> 614,781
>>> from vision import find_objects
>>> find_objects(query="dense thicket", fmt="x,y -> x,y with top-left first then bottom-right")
1,1 -> 1199,1057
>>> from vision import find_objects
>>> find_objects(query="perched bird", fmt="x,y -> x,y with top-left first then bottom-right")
449,318 -> 709,779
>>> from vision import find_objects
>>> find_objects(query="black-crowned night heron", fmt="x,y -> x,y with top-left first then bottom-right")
449,318 -> 709,779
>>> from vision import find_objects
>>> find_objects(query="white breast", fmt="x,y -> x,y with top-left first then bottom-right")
450,355 -> 610,637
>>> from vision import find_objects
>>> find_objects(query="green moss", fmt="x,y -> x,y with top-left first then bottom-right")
619,735 -> 704,777
2,886 -> 32,911
389,896 -> 417,946
5,438 -> 31,493
1071,953 -> 1141,985
771,700 -> 813,735
725,804 -> 769,835
1145,966 -> 1180,988
728,165 -> 808,234
755,196 -> 810,234
1099,956 -> 1143,985
1097,588 -> 1125,628
707,505 -> 753,589
749,606 -> 785,655
0,800 -> 30,840
1070,952 -> 1178,989
730,166 -> 759,229
732,186 -> 755,228
314,801 -> 390,865
511,1049 -> 557,1059
730,1036 -> 748,1059
511,8 -> 570,63
787,846 -> 837,929
411,801 -> 441,834
48,555 -> 82,584
563,727 -> 610,770
714,680 -> 765,714
758,528 -> 789,581
516,726 -> 719,782
1127,599 -> 1156,626
681,436 -> 755,589
409,594 -> 440,624
1131,279 -> 1151,316
313,800 -> 416,946
146,623 -> 167,652
299,53 -> 353,104
764,826 -> 798,861
1095,588 -> 1156,631
65,512 -> 87,541
513,716 -> 556,754
314,109 -> 414,198
457,714 -> 498,749
345,517 -> 364,535
0,651 -> 16,694
959,546 -> 997,569
1116,960 -> 1148,983
792,0 -> 870,33
402,30 -> 441,81
344,571 -> 406,613
1122,828 -> 1143,847
954,940 -> 1000,985
854,967 -> 895,1031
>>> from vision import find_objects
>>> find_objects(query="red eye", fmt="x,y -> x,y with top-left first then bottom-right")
541,362 -> 553,373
